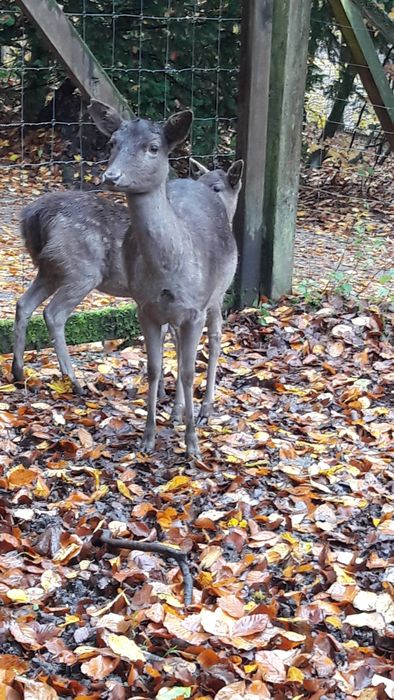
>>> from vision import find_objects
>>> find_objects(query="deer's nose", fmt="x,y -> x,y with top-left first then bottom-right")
102,170 -> 122,185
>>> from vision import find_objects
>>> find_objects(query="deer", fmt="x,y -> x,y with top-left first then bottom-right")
88,100 -> 240,457
12,158 -> 243,409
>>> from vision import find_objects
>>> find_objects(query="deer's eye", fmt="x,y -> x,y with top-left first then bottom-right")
213,184 -> 221,193
149,144 -> 159,154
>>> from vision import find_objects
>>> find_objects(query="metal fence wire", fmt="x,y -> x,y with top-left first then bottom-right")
0,0 -> 241,316
296,8 -> 394,301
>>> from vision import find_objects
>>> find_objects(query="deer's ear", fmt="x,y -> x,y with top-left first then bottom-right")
189,157 -> 209,179
88,100 -> 123,137
227,159 -> 244,188
163,110 -> 193,151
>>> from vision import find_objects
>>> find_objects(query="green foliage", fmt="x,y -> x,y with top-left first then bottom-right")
295,279 -> 323,307
257,302 -> 273,327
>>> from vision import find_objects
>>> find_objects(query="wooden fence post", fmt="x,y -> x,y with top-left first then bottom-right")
15,0 -> 132,116
330,0 -> 394,148
233,0 -> 273,307
261,0 -> 312,299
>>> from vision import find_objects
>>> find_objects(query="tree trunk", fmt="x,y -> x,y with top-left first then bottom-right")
309,62 -> 356,168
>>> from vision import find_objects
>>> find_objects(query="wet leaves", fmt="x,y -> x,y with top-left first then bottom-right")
0,298 -> 393,698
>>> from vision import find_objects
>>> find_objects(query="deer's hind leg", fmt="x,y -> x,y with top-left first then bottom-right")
12,273 -> 54,383
197,303 -> 222,424
43,276 -> 100,393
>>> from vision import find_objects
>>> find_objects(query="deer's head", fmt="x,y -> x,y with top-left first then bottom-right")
190,158 -> 244,223
88,100 -> 193,193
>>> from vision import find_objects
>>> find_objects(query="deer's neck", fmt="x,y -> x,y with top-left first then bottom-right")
126,184 -> 181,275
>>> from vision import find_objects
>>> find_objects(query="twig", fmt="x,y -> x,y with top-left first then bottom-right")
322,247 -> 347,294
98,532 -> 193,606
356,264 -> 391,297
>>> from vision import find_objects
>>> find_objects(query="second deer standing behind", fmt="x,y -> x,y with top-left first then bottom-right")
89,101 -> 240,458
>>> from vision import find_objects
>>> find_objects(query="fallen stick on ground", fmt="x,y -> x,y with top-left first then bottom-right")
98,531 -> 194,606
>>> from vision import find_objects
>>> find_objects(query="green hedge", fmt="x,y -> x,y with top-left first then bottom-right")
0,304 -> 139,355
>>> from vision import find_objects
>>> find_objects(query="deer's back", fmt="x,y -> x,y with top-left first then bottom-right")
21,192 -> 132,288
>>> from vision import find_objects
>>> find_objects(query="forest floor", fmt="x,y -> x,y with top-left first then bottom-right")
0,155 -> 393,699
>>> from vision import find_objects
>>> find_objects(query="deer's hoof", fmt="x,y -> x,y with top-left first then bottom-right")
171,403 -> 184,425
186,434 -> 201,460
139,433 -> 156,454
12,363 -> 24,384
196,402 -> 214,425
72,382 -> 85,396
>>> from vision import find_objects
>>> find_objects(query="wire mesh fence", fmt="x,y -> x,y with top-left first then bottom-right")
296,7 -> 394,303
0,1 -> 393,322
0,0 -> 241,318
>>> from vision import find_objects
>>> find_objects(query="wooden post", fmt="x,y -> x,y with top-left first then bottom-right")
352,0 -> 394,46
233,0 -> 273,307
261,0 -> 312,299
330,0 -> 394,147
15,0 -> 132,117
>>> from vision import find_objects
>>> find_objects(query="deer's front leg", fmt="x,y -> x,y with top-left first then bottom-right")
179,315 -> 205,458
139,311 -> 164,453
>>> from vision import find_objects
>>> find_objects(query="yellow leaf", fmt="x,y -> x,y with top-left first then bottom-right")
78,465 -> 101,489
74,645 -> 99,659
0,384 -> 17,393
160,475 -> 191,492
53,542 -> 82,564
157,506 -> 179,529
6,589 -> 30,603
325,615 -> 343,629
34,475 -> 50,498
282,532 -> 299,546
106,633 -> 145,662
61,614 -> 80,627
48,377 -> 74,394
91,485 -> 109,502
287,666 -> 304,683
244,663 -> 257,673
117,480 -> 134,501
343,640 -> 359,649
98,362 -> 113,374
197,571 -> 213,588
333,564 -> 355,585
265,543 -> 290,564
